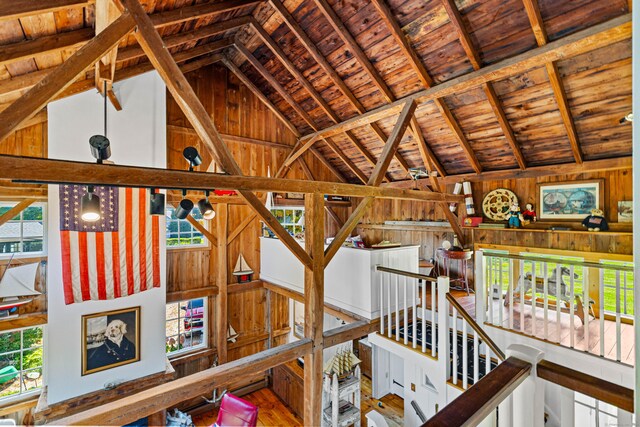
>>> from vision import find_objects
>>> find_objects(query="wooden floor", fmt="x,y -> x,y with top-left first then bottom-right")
191,376 -> 404,427
486,298 -> 634,365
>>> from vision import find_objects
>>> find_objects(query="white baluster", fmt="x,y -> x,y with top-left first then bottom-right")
560,388 -> 575,426
387,273 -> 391,338
531,261 -> 537,336
395,275 -> 399,341
583,268 -> 590,351
412,278 -> 417,349
473,329 -> 479,385
380,271 -> 384,335
431,278 -> 436,357
452,307 -> 458,385
475,251 -> 486,326
462,320 -> 468,389
509,259 -> 514,330
488,256 -> 494,325
422,277 -> 426,354
498,258 -> 504,326
616,270 -> 622,362
519,259 -> 525,332
485,346 -> 491,376
599,268 -> 605,357
543,262 -> 548,340
555,264 -> 561,342
570,265 -> 575,348
437,276 -> 451,381
404,276 -> 408,346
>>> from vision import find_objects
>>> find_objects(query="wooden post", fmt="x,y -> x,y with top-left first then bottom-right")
216,203 -> 229,363
304,192 -> 325,426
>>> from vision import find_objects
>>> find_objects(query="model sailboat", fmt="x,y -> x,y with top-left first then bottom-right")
323,347 -> 361,380
0,261 -> 41,318
232,254 -> 254,283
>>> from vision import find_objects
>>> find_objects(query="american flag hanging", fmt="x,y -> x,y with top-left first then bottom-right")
59,185 -> 160,305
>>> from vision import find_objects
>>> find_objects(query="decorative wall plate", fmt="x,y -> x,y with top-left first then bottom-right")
482,189 -> 518,221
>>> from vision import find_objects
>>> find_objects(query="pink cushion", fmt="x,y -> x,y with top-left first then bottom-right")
214,393 -> 259,427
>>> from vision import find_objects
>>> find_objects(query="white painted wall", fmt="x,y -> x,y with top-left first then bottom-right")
45,71 -> 167,404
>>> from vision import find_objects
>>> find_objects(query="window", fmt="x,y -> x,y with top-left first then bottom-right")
0,326 -> 44,401
271,207 -> 304,236
0,203 -> 45,256
165,298 -> 207,356
166,206 -> 207,248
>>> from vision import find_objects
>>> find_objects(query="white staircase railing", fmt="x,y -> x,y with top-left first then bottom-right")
476,250 -> 634,364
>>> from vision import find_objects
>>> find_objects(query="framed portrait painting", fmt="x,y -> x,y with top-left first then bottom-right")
537,180 -> 604,220
82,306 -> 140,375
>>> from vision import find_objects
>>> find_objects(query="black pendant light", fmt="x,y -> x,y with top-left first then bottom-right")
89,81 -> 112,164
175,190 -> 194,219
81,185 -> 101,222
149,188 -> 165,216
197,190 -> 215,220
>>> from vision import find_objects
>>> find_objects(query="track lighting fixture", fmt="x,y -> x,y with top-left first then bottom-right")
149,188 -> 165,216
197,190 -> 216,220
89,81 -> 112,163
81,185 -> 101,222
183,146 -> 202,171
174,190 -> 194,220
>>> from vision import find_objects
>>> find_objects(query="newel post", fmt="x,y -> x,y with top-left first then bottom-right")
474,250 -> 485,326
506,344 -> 545,427
437,276 -> 450,380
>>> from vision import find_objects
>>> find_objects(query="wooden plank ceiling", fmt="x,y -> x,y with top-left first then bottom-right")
0,0 -> 632,183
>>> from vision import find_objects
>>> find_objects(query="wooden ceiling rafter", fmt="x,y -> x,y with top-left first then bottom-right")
295,14 -> 630,147
267,0 -> 409,176
0,0 -> 89,22
232,41 -> 370,184
522,0 -> 583,164
440,0 -> 526,170
370,0 -> 482,175
246,17 -> 391,182
119,0 -> 314,269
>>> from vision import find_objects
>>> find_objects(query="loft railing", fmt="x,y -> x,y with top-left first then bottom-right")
424,344 -> 634,426
375,266 -> 504,390
476,249 -> 634,364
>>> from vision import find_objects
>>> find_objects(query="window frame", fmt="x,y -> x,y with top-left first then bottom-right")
165,298 -> 208,357
0,325 -> 44,403
0,202 -> 47,259
165,205 -> 210,250
270,206 -> 305,236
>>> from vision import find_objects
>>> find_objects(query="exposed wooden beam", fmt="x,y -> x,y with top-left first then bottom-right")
149,0 -> 263,28
120,0 -> 313,269
0,12 -> 135,143
325,206 -> 344,228
441,0 -> 482,69
309,147 -> 348,183
234,42 -> 319,131
0,156 -> 464,202
216,203 -> 229,363
323,320 -> 377,348
267,0 -> 408,175
434,99 -> 482,174
95,0 -> 122,85
297,14 -> 630,143
312,0 -> 394,103
282,136 -> 321,168
482,83 -> 526,169
167,125 -> 294,151
227,211 -> 256,244
54,339 -> 313,426
118,16 -> 250,63
0,0 -> 89,22
410,116 -> 447,178
440,0 -> 525,169
0,199 -> 35,227
186,215 -> 216,246
303,192 -> 324,426
0,28 -> 94,67
324,101 -> 417,267
322,137 -> 369,184
221,55 -> 300,137
522,0 -> 583,164
105,85 -> 122,111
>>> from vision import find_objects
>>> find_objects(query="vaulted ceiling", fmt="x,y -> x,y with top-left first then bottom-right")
0,0 -> 632,184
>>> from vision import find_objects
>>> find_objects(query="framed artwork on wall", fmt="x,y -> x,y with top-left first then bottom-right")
82,306 -> 140,375
537,180 -> 604,220
618,201 -> 633,223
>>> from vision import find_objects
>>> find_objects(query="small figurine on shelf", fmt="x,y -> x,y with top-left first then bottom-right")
506,202 -> 523,228
522,203 -> 537,223
582,208 -> 609,232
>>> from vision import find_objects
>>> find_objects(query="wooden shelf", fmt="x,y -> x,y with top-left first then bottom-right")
463,226 -> 632,236
357,223 -> 453,232
273,198 -> 352,207
0,312 -> 47,332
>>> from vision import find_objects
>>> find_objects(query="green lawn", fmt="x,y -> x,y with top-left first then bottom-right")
486,255 -> 633,317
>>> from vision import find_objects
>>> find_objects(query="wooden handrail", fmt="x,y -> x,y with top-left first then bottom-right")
537,359 -> 634,413
446,293 -> 505,361
482,250 -> 633,272
423,357 -> 532,426
376,265 -> 436,282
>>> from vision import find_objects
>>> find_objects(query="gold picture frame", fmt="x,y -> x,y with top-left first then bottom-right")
537,179 -> 604,221
82,306 -> 141,376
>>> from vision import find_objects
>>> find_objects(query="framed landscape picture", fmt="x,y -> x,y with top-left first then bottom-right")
537,180 -> 603,220
82,306 -> 140,375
